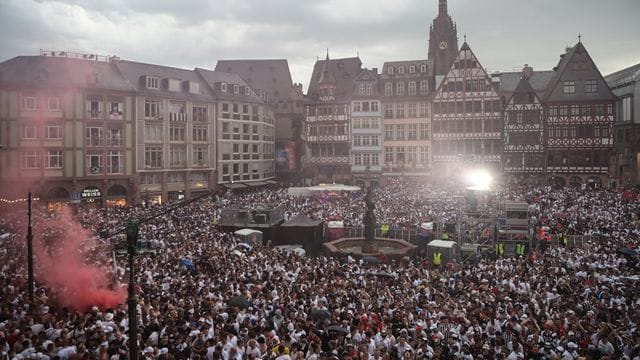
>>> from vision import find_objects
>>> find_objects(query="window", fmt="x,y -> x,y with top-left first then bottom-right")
384,104 -> 393,118
371,101 -> 379,112
144,124 -> 163,142
563,80 -> 575,94
86,127 -> 104,146
87,95 -> 102,119
420,146 -> 429,164
193,146 -> 208,165
395,124 -> 405,140
396,82 -> 405,96
44,125 -> 63,140
169,146 -> 186,167
559,105 -> 569,116
408,82 -> 417,95
86,151 -> 103,174
146,76 -> 159,89
145,145 -> 163,168
384,125 -> 394,140
222,103 -> 230,119
571,105 -> 580,116
45,150 -> 63,169
621,96 -> 633,122
168,102 -> 186,122
409,65 -> 415,74
21,125 -> 37,139
388,66 -> 394,75
420,81 -> 429,94
549,106 -> 558,116
107,151 -> 124,174
233,84 -> 239,94
581,105 -> 592,116
232,103 -> 240,120
353,136 -> 361,146
384,82 -> 393,96
419,102 -> 429,117
22,97 -> 37,110
108,97 -> 124,120
353,102 -> 361,112
168,79 -> 180,92
419,123 -> 429,139
168,173 -> 186,183
193,105 -> 207,122
384,147 -> 393,163
407,124 -> 417,140
141,173 -> 161,185
244,86 -> 250,96
144,99 -> 162,119
408,103 -> 417,118
169,126 -> 185,142
193,126 -> 207,142
396,147 -> 405,163
107,127 -> 123,146
221,82 -> 227,92
47,97 -> 61,111
354,153 -> 362,166
395,103 -> 405,118
359,84 -> 366,96
21,151 -> 39,169
585,80 -> 598,94
366,84 -> 373,95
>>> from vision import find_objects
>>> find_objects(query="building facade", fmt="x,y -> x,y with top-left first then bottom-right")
502,71 -> 545,182
350,68 -> 382,187
0,53 -> 137,208
432,42 -> 503,175
542,41 -> 616,188
215,60 -> 304,184
113,60 -> 218,205
380,61 -> 433,180
303,55 -> 362,185
605,63 -> 640,186
196,69 -> 275,189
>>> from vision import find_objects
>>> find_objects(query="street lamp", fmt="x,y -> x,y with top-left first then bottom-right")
126,219 -> 139,360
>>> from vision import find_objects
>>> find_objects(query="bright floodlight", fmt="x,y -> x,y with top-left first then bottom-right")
466,169 -> 493,191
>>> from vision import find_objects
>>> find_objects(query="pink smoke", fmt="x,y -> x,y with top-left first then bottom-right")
34,208 -> 126,311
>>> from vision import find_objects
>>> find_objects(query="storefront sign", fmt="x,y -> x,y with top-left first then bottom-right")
81,188 -> 102,198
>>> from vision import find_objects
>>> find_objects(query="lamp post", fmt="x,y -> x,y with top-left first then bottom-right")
126,219 -> 139,360
27,192 -> 34,304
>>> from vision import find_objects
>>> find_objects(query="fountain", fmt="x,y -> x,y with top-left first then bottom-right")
323,188 -> 417,259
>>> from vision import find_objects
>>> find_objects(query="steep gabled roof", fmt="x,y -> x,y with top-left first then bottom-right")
433,41 -> 498,96
306,56 -> 362,102
352,68 -> 381,97
505,76 -> 541,105
214,59 -> 301,101
195,68 -> 264,103
113,60 -> 214,102
542,41 -> 616,102
496,71 -> 554,99
0,56 -> 135,92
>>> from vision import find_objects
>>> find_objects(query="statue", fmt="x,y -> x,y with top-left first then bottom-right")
362,187 -> 377,253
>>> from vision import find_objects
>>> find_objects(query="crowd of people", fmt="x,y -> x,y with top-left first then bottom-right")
0,179 -> 639,360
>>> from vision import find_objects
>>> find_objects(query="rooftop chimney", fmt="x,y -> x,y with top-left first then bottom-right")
522,64 -> 533,79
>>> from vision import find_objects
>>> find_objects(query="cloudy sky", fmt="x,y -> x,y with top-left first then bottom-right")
1,0 -> 638,90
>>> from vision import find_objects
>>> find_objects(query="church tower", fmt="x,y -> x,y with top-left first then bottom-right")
428,0 -> 459,76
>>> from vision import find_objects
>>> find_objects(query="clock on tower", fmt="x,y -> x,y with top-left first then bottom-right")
439,41 -> 448,50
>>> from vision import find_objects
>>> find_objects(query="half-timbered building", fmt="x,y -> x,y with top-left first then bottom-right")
303,54 -> 362,184
431,42 -> 502,174
543,41 -> 616,188
502,73 -> 545,181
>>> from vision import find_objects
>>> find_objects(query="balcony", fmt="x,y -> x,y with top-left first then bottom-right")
169,112 -> 187,122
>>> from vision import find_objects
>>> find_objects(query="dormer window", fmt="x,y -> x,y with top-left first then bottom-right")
234,84 -> 239,94
409,65 -> 416,73
398,66 -> 405,74
221,82 -> 227,92
168,79 -> 180,92
244,86 -> 250,96
421,64 -> 427,73
146,76 -> 159,89
388,67 -> 395,75
188,81 -> 200,94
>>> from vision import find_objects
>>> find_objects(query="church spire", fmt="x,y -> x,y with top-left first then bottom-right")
439,0 -> 448,15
